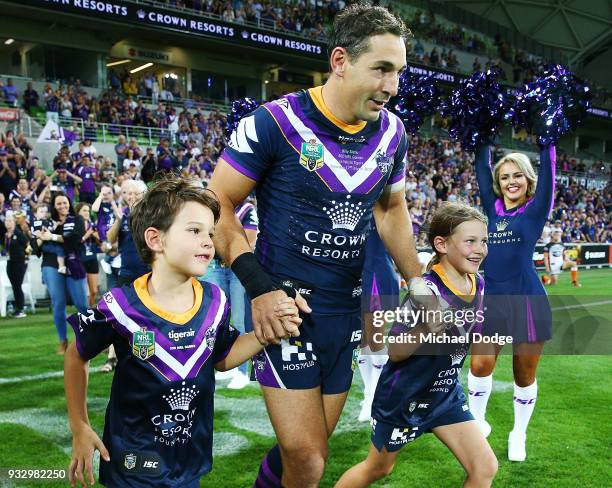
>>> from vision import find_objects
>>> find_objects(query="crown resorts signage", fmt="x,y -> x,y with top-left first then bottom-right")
13,0 -> 327,60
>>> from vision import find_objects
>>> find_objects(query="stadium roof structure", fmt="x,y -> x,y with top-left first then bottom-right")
431,0 -> 612,86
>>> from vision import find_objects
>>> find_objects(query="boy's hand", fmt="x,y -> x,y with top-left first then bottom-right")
69,426 -> 110,488
275,296 -> 302,338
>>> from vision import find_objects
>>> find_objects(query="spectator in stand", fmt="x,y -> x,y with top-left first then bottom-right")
122,148 -> 140,173
23,82 -> 39,112
60,93 -> 73,118
36,192 -> 88,354
75,202 -> 100,307
3,78 -> 19,107
114,134 -> 128,166
75,155 -> 98,204
0,150 -> 17,199
3,213 -> 30,317
140,147 -> 157,183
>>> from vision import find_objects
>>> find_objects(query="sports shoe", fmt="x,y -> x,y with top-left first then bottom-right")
13,311 -> 27,319
476,419 -> 492,438
358,394 -> 374,422
572,281 -> 582,288
100,259 -> 112,275
508,431 -> 527,462
227,372 -> 251,390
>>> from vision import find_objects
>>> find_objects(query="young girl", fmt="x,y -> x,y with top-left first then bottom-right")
468,145 -> 555,462
336,202 -> 497,488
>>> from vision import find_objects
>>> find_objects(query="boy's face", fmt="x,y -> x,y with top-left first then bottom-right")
340,34 -> 406,122
157,202 -> 215,277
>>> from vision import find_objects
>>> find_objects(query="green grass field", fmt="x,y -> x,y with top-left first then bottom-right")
0,269 -> 610,487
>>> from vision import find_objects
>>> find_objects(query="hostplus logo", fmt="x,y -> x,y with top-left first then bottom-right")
151,382 -> 199,446
281,339 -> 316,371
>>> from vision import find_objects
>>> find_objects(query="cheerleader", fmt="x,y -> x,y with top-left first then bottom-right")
468,144 -> 555,462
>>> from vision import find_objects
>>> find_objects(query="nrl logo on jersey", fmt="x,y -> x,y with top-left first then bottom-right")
299,139 -> 324,172
375,150 -> 392,175
133,327 -> 155,360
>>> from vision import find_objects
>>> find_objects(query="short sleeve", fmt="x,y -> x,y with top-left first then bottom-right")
68,307 -> 116,361
240,206 -> 258,230
220,106 -> 279,182
212,303 -> 240,363
385,129 -> 408,193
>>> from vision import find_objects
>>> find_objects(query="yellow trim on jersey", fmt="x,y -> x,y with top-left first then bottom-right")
133,273 -> 203,325
308,86 -> 367,134
431,264 -> 476,303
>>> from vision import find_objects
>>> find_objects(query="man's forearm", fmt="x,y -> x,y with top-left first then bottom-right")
211,192 -> 252,265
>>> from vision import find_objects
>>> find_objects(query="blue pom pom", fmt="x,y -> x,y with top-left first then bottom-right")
225,98 -> 260,139
507,65 -> 591,146
389,72 -> 440,134
439,69 -> 508,151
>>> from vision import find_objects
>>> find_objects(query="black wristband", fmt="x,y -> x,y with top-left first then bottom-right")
231,252 -> 276,299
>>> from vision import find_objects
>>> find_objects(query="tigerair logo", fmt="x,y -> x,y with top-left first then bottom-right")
168,329 -> 195,342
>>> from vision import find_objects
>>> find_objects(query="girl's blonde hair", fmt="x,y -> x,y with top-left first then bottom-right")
426,201 -> 488,271
492,152 -> 537,199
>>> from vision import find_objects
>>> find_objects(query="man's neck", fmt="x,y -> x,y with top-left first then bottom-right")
321,80 -> 359,125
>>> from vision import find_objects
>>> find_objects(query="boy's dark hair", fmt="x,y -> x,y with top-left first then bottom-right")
327,3 -> 411,61
130,174 -> 221,264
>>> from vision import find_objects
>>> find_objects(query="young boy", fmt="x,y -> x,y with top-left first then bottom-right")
64,175 -> 301,488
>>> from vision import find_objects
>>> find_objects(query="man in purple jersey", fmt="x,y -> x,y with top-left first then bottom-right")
209,5 -> 425,487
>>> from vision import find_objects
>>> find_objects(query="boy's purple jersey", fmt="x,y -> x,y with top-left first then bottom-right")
68,277 -> 239,487
221,88 -> 407,312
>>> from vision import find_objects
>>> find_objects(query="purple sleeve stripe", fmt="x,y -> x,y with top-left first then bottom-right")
67,314 -> 89,360
387,171 -> 405,185
243,224 -> 258,230
221,152 -> 261,182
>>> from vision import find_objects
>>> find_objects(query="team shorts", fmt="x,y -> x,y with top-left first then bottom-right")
371,403 -> 473,452
361,266 -> 400,313
252,311 -> 362,394
549,260 -> 563,275
482,293 -> 552,343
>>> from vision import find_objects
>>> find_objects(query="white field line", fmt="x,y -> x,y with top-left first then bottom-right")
1,301 -> 610,385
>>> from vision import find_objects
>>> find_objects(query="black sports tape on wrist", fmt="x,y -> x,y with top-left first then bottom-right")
231,252 -> 276,299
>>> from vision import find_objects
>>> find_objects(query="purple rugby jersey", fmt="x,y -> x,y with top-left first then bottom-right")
221,87 -> 408,312
68,277 -> 239,487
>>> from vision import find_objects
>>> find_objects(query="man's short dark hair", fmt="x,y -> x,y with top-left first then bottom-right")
130,174 -> 221,265
327,3 -> 411,61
